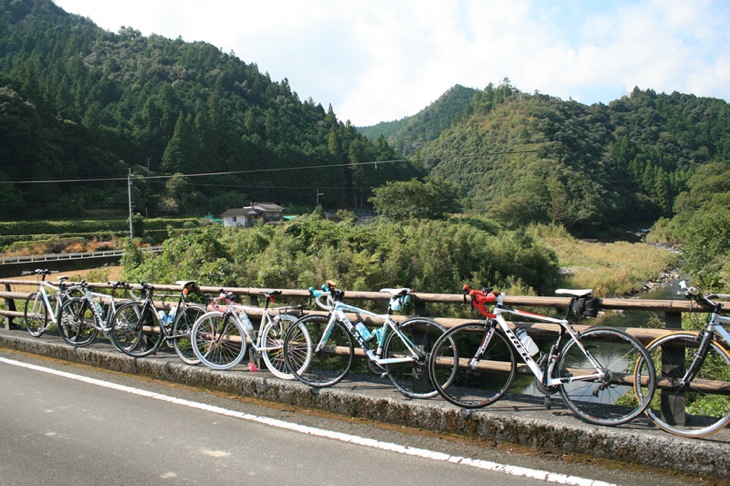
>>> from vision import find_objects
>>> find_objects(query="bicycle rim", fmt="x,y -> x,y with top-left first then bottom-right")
642,332 -> 730,437
283,315 -> 352,388
261,314 -> 305,380
112,302 -> 161,357
383,317 -> 449,399
429,322 -> 516,408
558,327 -> 656,426
191,313 -> 246,370
172,304 -> 206,365
24,292 -> 47,337
59,298 -> 98,347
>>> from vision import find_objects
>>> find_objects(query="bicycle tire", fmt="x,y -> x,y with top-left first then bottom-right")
382,317 -> 451,399
428,322 -> 516,408
639,332 -> 730,437
58,298 -> 99,347
283,314 -> 353,388
558,326 -> 656,426
261,314 -> 309,380
24,292 -> 48,337
171,304 -> 207,365
191,312 -> 247,370
111,302 -> 163,357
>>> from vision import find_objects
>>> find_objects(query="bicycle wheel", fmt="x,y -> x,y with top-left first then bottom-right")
191,312 -> 247,370
428,322 -> 516,408
558,327 -> 656,426
58,298 -> 99,347
111,302 -> 163,357
283,314 -> 353,388
24,292 -> 48,337
639,332 -> 730,437
171,304 -> 207,365
382,317 -> 449,398
261,314 -> 309,380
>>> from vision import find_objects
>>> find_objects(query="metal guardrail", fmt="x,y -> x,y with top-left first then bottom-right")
0,246 -> 163,265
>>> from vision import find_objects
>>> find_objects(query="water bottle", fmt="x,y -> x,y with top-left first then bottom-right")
168,306 -> 177,323
239,311 -> 254,334
515,327 -> 539,356
157,310 -> 167,324
355,322 -> 373,340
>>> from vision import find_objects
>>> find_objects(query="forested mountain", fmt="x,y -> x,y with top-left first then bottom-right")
0,0 -> 420,219
1,0 -> 729,240
358,84 -> 478,156
368,80 -> 729,232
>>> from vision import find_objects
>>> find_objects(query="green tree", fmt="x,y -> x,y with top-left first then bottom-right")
369,177 -> 460,221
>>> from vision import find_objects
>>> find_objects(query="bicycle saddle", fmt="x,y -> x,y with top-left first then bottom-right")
555,288 -> 593,298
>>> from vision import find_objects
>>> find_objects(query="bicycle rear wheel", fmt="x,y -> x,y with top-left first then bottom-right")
383,317 -> 451,399
59,298 -> 99,346
428,322 -> 516,408
261,314 -> 309,380
558,327 -> 656,426
640,332 -> 730,437
111,302 -> 163,357
24,292 -> 48,337
283,315 -> 353,388
191,312 -> 246,370
172,304 -> 207,365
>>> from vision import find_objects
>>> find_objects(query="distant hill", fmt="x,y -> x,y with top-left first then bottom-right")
358,84 -> 478,155
418,82 -> 730,230
0,0 -> 421,219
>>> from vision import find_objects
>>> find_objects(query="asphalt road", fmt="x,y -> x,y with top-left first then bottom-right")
0,349 -> 713,486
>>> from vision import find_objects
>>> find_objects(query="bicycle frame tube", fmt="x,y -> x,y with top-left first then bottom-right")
321,303 -> 420,364
492,305 -> 605,387
711,314 -> 730,346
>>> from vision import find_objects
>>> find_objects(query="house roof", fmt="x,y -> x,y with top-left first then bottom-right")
252,202 -> 283,211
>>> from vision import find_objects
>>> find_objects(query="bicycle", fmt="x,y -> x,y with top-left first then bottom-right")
57,280 -> 132,347
190,290 -> 307,379
634,279 -> 730,437
282,281 -> 454,399
428,285 -> 656,426
110,281 -> 207,364
23,269 -> 82,337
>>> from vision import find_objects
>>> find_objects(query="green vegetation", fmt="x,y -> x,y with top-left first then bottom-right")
122,214 -> 560,297
0,0 -> 420,219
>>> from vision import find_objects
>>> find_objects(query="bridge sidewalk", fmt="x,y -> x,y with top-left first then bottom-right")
0,328 -> 727,479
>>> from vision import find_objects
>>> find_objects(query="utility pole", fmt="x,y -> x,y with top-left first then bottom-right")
128,169 -> 134,239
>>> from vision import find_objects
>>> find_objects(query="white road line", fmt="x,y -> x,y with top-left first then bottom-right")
1,356 -> 615,486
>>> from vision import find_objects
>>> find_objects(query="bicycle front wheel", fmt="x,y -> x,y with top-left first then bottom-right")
640,332 -> 730,437
261,314 -> 309,380
24,292 -> 48,337
283,315 -> 353,388
428,322 -> 516,408
383,317 -> 451,399
59,298 -> 99,347
172,304 -> 207,365
111,302 -> 162,357
191,312 -> 246,370
558,327 -> 656,426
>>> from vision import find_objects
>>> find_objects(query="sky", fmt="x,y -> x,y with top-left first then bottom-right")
53,0 -> 730,126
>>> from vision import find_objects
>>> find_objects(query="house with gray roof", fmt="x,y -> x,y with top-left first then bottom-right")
221,202 -> 284,227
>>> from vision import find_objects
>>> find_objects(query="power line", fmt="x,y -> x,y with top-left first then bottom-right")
0,148 -> 548,186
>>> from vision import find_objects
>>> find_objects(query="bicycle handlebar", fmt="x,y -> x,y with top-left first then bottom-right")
463,284 -> 500,318
679,279 -> 726,311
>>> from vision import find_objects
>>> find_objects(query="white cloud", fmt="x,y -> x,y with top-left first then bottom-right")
53,0 -> 730,125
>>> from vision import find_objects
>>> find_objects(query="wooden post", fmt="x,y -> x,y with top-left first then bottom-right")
661,311 -> 685,425
3,283 -> 15,330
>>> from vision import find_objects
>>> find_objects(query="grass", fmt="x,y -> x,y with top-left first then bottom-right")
529,224 -> 679,297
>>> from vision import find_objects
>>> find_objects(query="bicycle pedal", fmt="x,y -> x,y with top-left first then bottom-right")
380,372 -> 389,378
